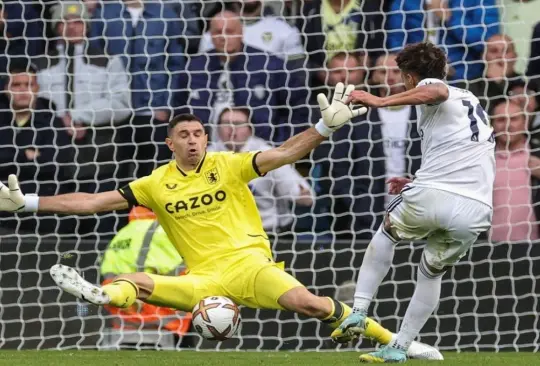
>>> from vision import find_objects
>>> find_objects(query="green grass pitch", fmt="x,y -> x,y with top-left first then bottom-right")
0,351 -> 536,366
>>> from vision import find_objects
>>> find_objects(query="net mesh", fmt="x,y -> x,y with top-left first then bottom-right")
0,0 -> 539,352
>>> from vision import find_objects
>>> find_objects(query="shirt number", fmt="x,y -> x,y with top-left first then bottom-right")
462,100 -> 494,143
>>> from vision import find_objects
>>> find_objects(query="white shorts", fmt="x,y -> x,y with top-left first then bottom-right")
387,185 -> 492,271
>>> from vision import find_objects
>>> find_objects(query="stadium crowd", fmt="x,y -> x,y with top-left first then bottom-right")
1,0 -> 540,243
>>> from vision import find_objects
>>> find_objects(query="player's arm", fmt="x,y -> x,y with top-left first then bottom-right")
39,191 -> 128,214
0,174 -> 128,214
255,127 -> 326,175
255,83 -> 367,174
347,83 -> 449,108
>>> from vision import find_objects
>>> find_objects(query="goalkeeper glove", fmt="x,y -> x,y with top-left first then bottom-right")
0,174 -> 39,213
315,82 -> 368,137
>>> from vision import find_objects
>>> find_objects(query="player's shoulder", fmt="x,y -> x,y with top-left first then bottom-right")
143,161 -> 176,183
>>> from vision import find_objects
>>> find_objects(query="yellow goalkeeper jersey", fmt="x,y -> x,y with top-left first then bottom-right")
118,151 -> 271,269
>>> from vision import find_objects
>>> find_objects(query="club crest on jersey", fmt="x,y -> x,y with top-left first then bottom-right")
205,168 -> 220,185
262,32 -> 273,44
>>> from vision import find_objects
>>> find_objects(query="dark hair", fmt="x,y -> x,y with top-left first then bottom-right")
167,113 -> 205,135
7,58 -> 38,75
396,42 -> 447,80
2,59 -> 38,89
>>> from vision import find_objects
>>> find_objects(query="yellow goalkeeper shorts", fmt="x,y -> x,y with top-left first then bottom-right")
145,250 -> 303,311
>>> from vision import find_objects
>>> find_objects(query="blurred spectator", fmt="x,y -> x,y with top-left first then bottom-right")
186,11 -> 310,143
0,60 -> 73,235
100,206 -> 192,349
311,55 -> 386,240
0,2 -> 46,88
500,0 -> 540,74
490,99 -> 539,242
207,107 -> 314,234
507,78 -> 540,132
472,34 -> 521,110
527,21 -> 540,89
297,0 -> 384,92
368,53 -> 422,204
162,0 -> 201,53
387,0 -> 499,81
198,0 -> 304,62
90,0 -> 185,177
36,1 -> 131,236
313,52 -> 366,105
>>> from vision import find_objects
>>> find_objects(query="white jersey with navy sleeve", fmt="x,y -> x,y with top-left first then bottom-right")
412,78 -> 496,208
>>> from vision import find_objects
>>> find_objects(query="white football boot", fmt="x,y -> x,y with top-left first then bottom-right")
404,336 -> 444,360
50,264 -> 110,305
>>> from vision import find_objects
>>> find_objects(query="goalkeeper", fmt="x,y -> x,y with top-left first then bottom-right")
0,84 -> 389,343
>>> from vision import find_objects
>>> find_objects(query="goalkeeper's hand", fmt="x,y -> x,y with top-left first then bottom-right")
0,175 -> 28,212
314,82 -> 368,137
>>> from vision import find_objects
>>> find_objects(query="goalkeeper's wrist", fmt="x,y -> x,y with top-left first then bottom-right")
314,119 -> 334,137
23,195 -> 40,213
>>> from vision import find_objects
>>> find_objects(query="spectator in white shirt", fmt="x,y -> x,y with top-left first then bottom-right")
207,107 -> 314,234
198,0 -> 304,61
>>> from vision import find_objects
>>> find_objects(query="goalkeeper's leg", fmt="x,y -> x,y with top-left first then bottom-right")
50,264 -> 214,311
251,264 -> 393,345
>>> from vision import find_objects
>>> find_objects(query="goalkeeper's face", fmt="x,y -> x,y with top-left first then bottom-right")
166,121 -> 208,166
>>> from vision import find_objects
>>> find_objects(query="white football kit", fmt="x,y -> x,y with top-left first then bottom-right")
387,78 -> 496,272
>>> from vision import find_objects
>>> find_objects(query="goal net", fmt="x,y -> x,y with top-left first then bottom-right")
0,0 -> 539,352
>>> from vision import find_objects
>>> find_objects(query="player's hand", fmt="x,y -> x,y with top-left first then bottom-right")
0,175 -> 26,212
346,90 -> 384,108
387,177 -> 412,195
317,82 -> 367,131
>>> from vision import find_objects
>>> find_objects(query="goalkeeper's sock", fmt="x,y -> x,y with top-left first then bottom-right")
321,297 -> 350,329
353,225 -> 397,314
102,279 -> 139,308
363,317 -> 394,345
392,264 -> 443,350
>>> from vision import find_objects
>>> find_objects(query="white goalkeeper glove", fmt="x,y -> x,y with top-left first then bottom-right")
315,82 -> 368,137
0,174 -> 39,213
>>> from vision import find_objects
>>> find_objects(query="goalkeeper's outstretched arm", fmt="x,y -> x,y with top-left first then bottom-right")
39,191 -> 129,214
0,174 -> 128,214
256,83 -> 367,175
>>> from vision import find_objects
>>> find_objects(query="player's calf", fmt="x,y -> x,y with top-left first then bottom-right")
50,264 -> 153,309
101,272 -> 153,308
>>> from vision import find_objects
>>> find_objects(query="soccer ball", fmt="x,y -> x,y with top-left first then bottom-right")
192,296 -> 241,341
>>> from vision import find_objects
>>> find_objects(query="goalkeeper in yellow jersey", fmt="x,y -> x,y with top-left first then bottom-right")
0,84 -> 391,344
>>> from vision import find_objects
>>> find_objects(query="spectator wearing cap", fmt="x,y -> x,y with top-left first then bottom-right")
36,1 -> 131,235
90,0 -> 186,177
0,60 -> 73,235
207,107 -> 314,234
0,2 -> 46,88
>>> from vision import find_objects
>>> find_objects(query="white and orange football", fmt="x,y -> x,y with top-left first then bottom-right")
192,296 -> 241,341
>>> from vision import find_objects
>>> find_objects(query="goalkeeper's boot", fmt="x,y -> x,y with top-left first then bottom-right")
359,345 -> 407,363
50,264 -> 110,305
331,312 -> 393,345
